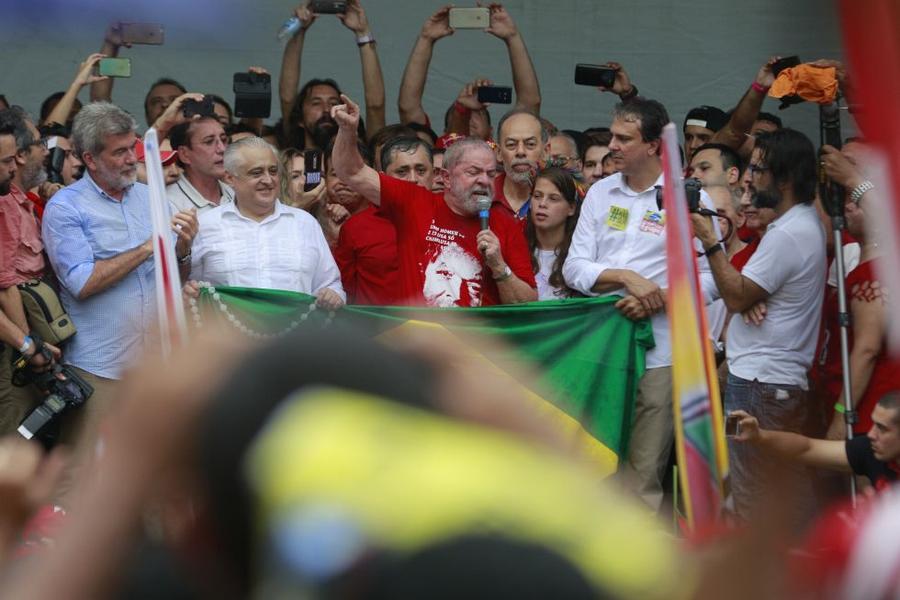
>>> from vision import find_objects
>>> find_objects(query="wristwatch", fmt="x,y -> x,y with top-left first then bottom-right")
493,265 -> 512,282
356,33 -> 376,47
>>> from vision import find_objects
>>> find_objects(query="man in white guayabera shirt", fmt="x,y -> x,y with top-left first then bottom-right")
185,136 -> 344,310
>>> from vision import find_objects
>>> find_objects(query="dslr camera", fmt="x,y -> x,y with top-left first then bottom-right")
12,339 -> 93,443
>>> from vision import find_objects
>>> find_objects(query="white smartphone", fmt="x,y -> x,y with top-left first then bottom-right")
449,7 -> 490,29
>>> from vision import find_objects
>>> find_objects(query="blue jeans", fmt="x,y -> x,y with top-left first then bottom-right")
725,373 -> 820,530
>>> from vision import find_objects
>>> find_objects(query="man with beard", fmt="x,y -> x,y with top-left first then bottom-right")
185,137 -> 344,309
279,0 -> 386,150
167,116 -> 234,213
691,128 -> 826,526
331,95 -> 536,307
563,97 -> 719,511
494,109 -> 548,223
42,102 -> 198,454
0,117 -> 62,435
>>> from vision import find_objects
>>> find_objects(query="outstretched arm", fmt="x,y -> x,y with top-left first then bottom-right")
398,5 -> 454,125
279,4 -> 317,134
90,23 -> 129,102
486,3 -> 540,113
339,0 -> 385,133
712,57 -> 778,153
733,410 -> 851,472
44,54 -> 108,126
331,95 -> 382,204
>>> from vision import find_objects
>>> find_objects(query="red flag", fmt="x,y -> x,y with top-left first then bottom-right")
839,0 -> 900,352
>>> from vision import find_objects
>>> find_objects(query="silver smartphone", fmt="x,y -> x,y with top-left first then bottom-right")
449,7 -> 490,29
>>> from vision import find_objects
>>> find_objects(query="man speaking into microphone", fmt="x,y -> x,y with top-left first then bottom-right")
330,94 -> 536,307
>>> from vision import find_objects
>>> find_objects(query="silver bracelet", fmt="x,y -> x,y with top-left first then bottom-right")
849,180 -> 874,204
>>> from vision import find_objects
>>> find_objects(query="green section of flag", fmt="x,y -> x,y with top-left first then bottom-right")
198,287 -> 655,460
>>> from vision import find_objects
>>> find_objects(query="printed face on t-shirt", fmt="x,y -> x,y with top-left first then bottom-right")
423,242 -> 483,307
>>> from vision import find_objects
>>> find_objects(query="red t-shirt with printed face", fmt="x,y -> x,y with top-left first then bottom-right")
377,173 -> 535,307
332,204 -> 400,305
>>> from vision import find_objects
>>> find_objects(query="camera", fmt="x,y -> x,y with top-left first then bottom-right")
654,177 -> 704,213
12,346 -> 93,442
233,72 -> 272,119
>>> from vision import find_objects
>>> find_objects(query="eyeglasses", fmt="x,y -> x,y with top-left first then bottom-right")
748,163 -> 769,175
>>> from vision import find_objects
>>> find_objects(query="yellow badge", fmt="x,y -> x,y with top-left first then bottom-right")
606,206 -> 629,231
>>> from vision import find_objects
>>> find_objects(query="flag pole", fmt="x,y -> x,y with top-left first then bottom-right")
143,129 -> 187,359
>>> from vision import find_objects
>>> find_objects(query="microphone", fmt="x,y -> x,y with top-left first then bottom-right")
476,196 -> 492,231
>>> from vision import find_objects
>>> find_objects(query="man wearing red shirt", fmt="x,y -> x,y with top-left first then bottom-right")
325,141 -> 400,306
331,95 -> 537,307
493,108 -> 548,223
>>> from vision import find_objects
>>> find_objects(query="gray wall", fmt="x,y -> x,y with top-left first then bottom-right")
1,0 -> 848,140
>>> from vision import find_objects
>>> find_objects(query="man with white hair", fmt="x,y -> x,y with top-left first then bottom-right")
41,101 -> 198,451
330,95 -> 536,307
186,136 -> 344,310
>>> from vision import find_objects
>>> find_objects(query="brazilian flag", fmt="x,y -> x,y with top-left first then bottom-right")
197,287 -> 654,475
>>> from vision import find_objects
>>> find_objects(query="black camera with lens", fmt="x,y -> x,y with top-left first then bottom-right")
12,343 -> 93,443
654,177 -> 704,213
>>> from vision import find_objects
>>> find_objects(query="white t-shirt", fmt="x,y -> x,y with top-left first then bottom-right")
726,203 -> 826,387
535,249 -> 566,300
190,200 -> 345,299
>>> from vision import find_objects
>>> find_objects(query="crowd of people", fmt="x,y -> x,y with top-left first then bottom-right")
1,1 -> 899,597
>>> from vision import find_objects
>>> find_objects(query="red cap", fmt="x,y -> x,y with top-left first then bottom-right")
134,139 -> 177,165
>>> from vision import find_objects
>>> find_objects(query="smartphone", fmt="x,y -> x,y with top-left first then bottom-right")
449,7 -> 490,29
477,85 -> 512,105
233,72 -> 272,119
98,57 -> 132,78
120,22 -> 165,45
725,414 -> 741,438
182,96 -> 215,119
309,0 -> 347,14
575,64 -> 617,88
771,55 -> 800,76
304,150 -> 322,192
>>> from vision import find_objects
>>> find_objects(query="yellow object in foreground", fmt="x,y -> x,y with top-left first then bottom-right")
246,387 -> 691,599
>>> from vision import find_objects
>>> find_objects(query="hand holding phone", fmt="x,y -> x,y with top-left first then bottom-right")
449,7 -> 490,29
182,96 -> 215,119
725,414 -> 742,438
98,58 -> 132,78
310,0 -> 347,14
120,23 -> 165,45
575,64 -> 617,89
303,150 -> 323,192
476,85 -> 512,105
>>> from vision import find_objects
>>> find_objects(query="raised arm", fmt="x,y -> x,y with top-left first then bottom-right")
331,95 -> 381,204
486,3 -> 541,113
446,79 -> 492,135
90,23 -> 129,102
711,57 -> 777,153
279,4 -> 317,133
398,5 -> 454,125
338,0 -> 385,134
44,54 -> 107,126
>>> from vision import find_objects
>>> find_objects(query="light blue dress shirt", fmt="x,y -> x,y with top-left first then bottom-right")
42,173 -> 157,379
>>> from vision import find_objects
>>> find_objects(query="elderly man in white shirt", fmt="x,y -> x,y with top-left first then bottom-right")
185,136 -> 344,309
563,98 -> 718,511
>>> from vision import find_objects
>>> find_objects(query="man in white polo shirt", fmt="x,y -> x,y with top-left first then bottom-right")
186,136 -> 344,310
691,128 -> 826,524
564,97 -> 719,510
166,115 -> 234,213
